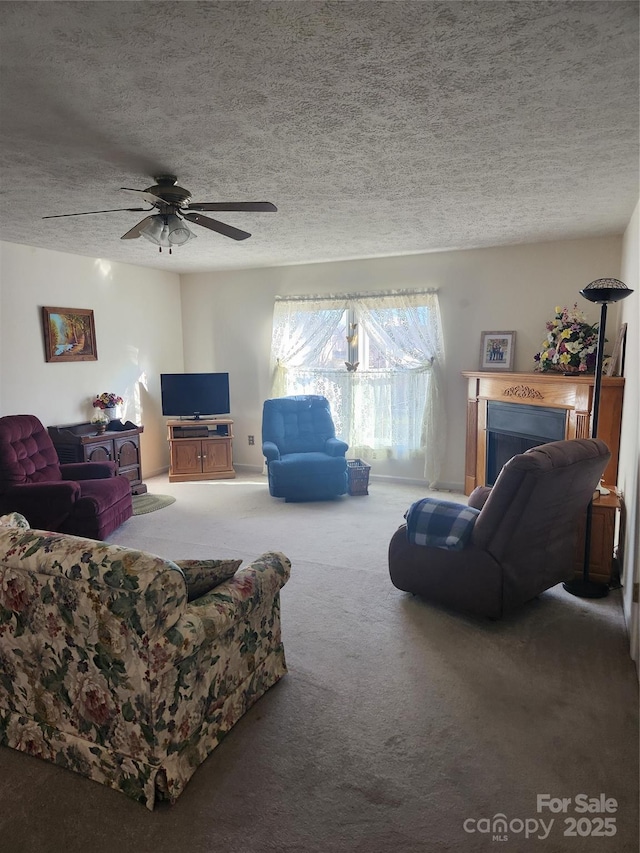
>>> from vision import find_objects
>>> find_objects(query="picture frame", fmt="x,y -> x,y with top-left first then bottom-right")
42,306 -> 98,363
604,323 -> 627,377
479,330 -> 516,371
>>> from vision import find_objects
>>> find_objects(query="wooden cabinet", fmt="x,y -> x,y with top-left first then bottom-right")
48,421 -> 147,494
573,492 -> 621,585
167,420 -> 235,482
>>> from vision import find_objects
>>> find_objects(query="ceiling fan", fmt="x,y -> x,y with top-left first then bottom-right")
42,175 -> 277,253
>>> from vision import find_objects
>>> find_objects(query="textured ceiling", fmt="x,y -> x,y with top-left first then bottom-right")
0,1 -> 638,274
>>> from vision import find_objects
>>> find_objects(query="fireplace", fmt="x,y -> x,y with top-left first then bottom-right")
485,401 -> 566,484
462,371 -> 624,494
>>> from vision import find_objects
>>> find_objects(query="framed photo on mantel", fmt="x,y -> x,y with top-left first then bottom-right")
42,306 -> 98,363
604,323 -> 627,376
479,330 -> 516,371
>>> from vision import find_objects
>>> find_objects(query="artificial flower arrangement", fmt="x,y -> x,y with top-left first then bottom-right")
92,392 -> 124,410
534,304 -> 599,373
90,415 -> 108,432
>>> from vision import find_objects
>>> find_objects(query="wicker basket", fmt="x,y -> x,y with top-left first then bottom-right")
347,458 -> 371,496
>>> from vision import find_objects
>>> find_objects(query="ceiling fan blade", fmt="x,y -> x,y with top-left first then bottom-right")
120,187 -> 166,205
183,212 -> 251,241
187,202 -> 277,213
120,215 -> 156,240
43,207 -> 149,219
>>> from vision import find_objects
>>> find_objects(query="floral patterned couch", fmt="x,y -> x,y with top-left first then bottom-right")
0,512 -> 290,809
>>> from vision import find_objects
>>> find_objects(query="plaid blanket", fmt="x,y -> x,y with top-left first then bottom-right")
404,498 -> 480,550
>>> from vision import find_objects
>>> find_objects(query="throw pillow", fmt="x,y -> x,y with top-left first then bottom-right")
404,498 -> 480,550
174,558 -> 242,601
0,512 -> 30,530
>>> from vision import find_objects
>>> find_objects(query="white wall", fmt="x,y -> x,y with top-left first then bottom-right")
180,265 -> 286,470
0,242 -> 184,476
0,233 -> 628,490
618,201 -> 639,668
181,235 -> 623,488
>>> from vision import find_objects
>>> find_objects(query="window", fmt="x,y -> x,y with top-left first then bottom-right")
270,291 -> 446,484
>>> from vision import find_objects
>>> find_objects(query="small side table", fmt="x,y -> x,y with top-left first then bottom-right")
572,491 -> 622,585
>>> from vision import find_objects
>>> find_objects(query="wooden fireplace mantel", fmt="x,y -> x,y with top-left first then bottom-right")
462,371 -> 624,495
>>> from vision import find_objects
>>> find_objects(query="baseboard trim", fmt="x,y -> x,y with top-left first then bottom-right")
369,473 -> 464,493
231,466 -> 464,492
144,465 -> 169,479
233,464 -> 266,474
431,480 -> 465,493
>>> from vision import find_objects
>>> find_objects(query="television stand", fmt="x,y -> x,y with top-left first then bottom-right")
178,415 -> 224,421
167,419 -> 235,482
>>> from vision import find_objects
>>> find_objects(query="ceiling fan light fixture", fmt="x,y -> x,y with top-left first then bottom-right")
139,213 -> 196,249
139,215 -> 167,246
166,214 -> 195,246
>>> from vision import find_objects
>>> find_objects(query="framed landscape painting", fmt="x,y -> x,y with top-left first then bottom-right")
42,306 -> 98,362
479,330 -> 515,371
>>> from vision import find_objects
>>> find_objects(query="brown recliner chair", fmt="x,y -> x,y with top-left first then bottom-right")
0,414 -> 133,539
389,438 -> 611,619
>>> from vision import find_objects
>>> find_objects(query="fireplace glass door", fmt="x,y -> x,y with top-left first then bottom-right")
486,402 -> 567,485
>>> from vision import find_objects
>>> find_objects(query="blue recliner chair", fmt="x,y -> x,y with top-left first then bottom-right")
262,395 -> 349,501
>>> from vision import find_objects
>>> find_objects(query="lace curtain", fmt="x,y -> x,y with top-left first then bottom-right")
270,296 -> 349,397
269,291 -> 446,485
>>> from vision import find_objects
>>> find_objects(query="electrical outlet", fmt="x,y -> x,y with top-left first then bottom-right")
248,435 -> 255,445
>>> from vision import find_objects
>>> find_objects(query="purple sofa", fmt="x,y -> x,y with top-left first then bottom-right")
389,438 -> 611,618
0,414 -> 132,539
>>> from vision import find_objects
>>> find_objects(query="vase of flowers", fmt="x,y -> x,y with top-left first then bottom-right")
91,415 -> 107,434
534,304 -> 599,374
92,392 -> 124,421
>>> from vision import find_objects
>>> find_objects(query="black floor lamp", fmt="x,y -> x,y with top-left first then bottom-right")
563,278 -> 633,599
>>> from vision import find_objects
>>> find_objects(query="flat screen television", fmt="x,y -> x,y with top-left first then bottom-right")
160,373 -> 230,419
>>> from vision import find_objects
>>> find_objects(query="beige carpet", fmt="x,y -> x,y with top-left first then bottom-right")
1,471 -> 637,852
